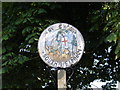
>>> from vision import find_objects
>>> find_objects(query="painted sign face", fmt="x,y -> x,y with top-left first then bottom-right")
38,23 -> 85,68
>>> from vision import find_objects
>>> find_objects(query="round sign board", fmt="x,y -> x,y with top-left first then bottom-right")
38,23 -> 85,68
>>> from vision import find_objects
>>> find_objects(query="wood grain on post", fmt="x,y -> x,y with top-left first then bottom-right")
57,70 -> 66,90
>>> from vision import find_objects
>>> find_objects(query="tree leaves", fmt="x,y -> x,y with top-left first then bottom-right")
90,2 -> 120,60
22,27 -> 32,35
2,34 -> 9,40
105,32 -> 117,43
18,55 -> 29,64
115,41 -> 120,59
38,9 -> 47,14
2,2 -> 60,75
28,38 -> 35,44
15,18 -> 23,25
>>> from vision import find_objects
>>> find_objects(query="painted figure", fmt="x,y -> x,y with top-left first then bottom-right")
45,29 -> 77,62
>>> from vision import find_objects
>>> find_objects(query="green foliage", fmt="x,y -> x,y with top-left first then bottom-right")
2,2 -> 60,74
105,32 -> 117,43
38,8 -> 47,14
90,2 -> 120,60
2,2 -> 120,89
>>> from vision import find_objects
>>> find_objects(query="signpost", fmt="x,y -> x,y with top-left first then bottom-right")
38,23 -> 85,89
57,70 -> 66,89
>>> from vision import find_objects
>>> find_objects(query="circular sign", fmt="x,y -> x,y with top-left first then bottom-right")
38,23 -> 85,68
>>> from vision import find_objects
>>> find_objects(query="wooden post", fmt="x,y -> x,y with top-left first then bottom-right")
57,70 -> 66,90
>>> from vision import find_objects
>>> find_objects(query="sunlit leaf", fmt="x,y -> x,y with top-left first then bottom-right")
105,32 -> 117,43
115,41 -> 120,54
